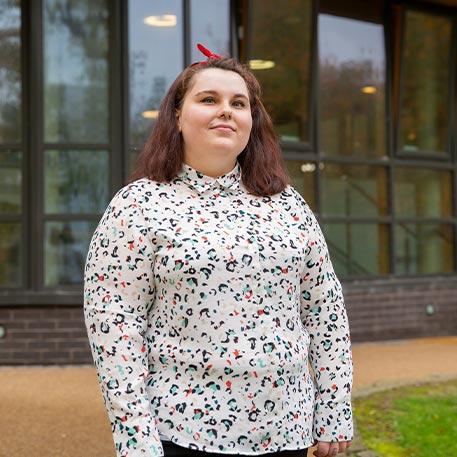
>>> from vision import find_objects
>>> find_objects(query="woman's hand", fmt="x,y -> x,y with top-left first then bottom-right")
312,440 -> 352,456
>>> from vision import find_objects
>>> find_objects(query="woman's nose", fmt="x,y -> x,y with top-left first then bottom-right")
218,103 -> 232,118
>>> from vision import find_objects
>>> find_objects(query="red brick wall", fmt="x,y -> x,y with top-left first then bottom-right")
0,276 -> 456,365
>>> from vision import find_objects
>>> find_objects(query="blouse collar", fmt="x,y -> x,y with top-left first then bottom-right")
176,161 -> 242,193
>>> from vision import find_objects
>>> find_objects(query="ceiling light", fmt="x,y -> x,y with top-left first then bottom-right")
142,110 -> 159,119
361,85 -> 377,94
144,15 -> 177,27
300,163 -> 316,173
249,60 -> 275,70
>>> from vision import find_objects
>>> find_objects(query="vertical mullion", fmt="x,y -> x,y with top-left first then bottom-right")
448,16 -> 456,161
313,0 -> 322,276
183,0 -> 190,67
385,2 -> 396,277
108,0 -> 123,190
450,16 -> 457,272
245,0 -> 252,63
21,0 -> 29,289
120,0 -> 130,183
314,3 -> 322,222
310,0 -> 319,155
388,164 -> 395,276
229,0 -> 237,59
396,5 -> 406,157
454,166 -> 457,272
29,0 -> 44,291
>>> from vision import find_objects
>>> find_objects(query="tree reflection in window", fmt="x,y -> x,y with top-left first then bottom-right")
399,10 -> 451,154
247,0 -> 312,144
318,14 -> 386,158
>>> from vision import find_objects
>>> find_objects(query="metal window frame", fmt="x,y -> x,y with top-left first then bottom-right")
396,2 -> 454,160
1,0 -> 457,306
387,1 -> 456,280
0,0 -> 26,291
280,0 -> 457,281
0,0 -> 123,305
244,0 -> 316,152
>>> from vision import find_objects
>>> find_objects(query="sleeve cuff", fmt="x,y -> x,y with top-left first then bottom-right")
312,400 -> 354,442
111,415 -> 165,457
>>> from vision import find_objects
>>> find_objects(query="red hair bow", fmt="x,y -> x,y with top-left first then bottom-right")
191,43 -> 222,66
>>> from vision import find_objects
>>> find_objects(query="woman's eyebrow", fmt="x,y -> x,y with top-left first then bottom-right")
194,90 -> 249,100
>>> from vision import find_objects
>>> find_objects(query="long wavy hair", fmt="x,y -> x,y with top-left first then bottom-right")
127,57 -> 291,196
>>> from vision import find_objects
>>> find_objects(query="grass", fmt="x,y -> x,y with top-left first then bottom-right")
353,378 -> 457,457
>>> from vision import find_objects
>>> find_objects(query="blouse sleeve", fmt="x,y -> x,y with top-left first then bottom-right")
83,185 -> 164,457
297,195 -> 354,443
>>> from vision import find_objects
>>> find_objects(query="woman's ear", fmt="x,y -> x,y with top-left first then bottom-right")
175,109 -> 181,132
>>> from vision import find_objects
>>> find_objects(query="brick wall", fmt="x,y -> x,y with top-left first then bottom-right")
0,275 -> 456,365
344,275 -> 457,342
0,306 -> 92,365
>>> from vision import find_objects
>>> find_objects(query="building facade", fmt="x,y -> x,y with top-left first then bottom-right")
0,0 -> 456,365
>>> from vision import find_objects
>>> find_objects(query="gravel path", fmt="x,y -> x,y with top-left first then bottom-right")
1,336 -> 456,457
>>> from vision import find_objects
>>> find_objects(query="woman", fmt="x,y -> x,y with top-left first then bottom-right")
84,44 -> 353,457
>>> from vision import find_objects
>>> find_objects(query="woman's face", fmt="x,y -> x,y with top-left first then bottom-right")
176,68 -> 253,165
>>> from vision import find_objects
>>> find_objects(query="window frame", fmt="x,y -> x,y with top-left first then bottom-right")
242,0 -> 318,153
0,0 -> 25,292
1,0 -> 457,307
306,0 -> 457,281
395,3 -> 455,160
0,0 -> 123,305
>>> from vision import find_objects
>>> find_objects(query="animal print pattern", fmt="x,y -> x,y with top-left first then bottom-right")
83,160 -> 353,457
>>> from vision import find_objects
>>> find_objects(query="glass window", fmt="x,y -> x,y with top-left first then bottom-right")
395,224 -> 454,274
395,168 -> 452,218
44,149 -> 109,214
285,160 -> 316,212
44,220 -> 98,286
0,150 -> 21,213
246,0 -> 312,143
190,0 -> 230,63
128,0 -> 183,157
399,10 -> 452,154
0,0 -> 21,142
324,223 -> 390,276
0,222 -> 21,286
318,14 -> 386,158
43,0 -> 109,143
321,164 -> 388,217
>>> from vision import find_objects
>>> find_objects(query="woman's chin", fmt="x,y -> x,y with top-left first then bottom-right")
205,140 -> 240,154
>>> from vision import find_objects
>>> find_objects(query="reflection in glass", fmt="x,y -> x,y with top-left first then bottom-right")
248,0 -> 312,143
324,223 -> 389,276
318,15 -> 386,157
129,0 -> 183,147
0,150 -> 21,213
285,160 -> 316,212
395,224 -> 453,274
400,11 -> 451,154
0,0 -> 21,142
44,149 -> 109,214
395,168 -> 452,218
321,164 -> 387,217
43,0 -> 109,143
190,0 -> 230,63
44,220 -> 97,286
0,222 -> 21,286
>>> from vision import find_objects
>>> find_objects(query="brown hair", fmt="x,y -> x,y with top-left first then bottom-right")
127,57 -> 291,196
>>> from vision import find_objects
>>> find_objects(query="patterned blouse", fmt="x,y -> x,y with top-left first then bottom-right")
83,160 -> 353,457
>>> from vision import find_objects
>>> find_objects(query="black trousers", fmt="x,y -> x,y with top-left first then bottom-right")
162,440 -> 309,456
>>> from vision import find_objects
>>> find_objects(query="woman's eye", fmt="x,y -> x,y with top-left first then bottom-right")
233,100 -> 246,108
202,97 -> 215,103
